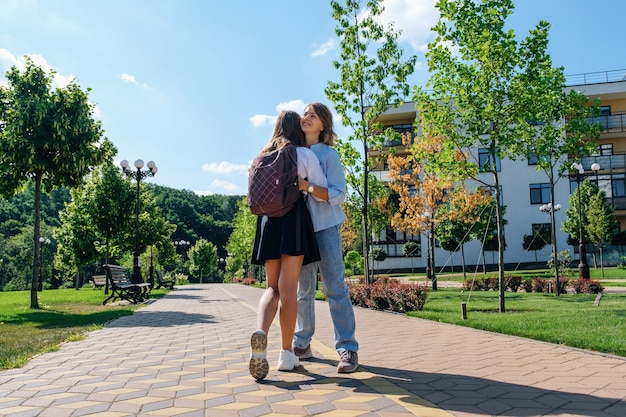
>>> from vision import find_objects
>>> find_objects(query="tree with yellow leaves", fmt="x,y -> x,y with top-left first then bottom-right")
387,130 -> 486,289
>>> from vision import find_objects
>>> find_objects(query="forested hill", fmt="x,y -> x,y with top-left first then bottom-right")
146,184 -> 243,257
0,180 -> 244,290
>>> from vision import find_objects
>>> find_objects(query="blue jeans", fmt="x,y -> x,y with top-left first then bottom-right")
293,225 -> 359,354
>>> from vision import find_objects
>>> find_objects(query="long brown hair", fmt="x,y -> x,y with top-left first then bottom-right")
305,102 -> 337,146
260,110 -> 304,154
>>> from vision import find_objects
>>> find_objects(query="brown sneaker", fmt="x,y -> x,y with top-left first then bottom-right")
293,345 -> 312,359
249,330 -> 269,380
337,350 -> 358,373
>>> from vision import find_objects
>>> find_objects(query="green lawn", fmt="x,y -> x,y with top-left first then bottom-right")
0,288 -> 168,369
409,289 -> 626,357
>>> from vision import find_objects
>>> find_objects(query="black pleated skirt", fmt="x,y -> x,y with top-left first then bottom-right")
250,197 -> 320,266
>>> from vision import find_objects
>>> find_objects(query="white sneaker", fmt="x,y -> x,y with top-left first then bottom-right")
249,330 -> 269,380
277,349 -> 300,371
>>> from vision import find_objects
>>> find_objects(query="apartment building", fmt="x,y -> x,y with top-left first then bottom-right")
371,69 -> 626,274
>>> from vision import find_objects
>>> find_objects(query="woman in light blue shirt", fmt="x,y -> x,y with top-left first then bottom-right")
293,102 -> 359,373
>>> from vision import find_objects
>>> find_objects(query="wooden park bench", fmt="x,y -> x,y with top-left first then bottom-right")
89,275 -> 107,289
155,270 -> 175,290
102,264 -> 151,305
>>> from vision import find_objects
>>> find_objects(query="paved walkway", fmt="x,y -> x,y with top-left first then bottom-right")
1,283 -> 625,417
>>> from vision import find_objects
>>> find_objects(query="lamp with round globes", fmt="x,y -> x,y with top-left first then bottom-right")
120,159 -> 158,284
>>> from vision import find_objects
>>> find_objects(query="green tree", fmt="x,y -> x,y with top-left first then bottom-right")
0,57 -> 114,308
512,29 -> 601,292
85,163 -> 135,264
418,0 -> 561,311
402,241 -> 420,274
586,190 -> 616,277
522,234 -> 547,262
55,188 -> 100,287
225,198 -> 256,280
562,179 -> 599,268
189,238 -> 218,283
326,0 -> 416,284
344,249 -> 363,276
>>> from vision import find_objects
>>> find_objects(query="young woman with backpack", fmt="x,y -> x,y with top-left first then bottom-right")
248,110 -> 328,380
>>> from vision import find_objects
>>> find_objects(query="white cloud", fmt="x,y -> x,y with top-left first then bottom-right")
249,99 -> 306,128
312,38 -> 336,57
276,99 -> 305,113
378,0 -> 439,53
195,179 -> 243,196
120,72 -> 150,89
202,161 -> 249,175
0,49 -> 74,89
121,73 -> 137,84
249,114 -> 275,127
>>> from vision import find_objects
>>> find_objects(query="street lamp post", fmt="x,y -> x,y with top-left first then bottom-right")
539,203 -> 562,295
570,162 -> 600,280
174,240 -> 190,276
38,237 -> 51,291
423,211 -> 437,291
120,159 -> 158,284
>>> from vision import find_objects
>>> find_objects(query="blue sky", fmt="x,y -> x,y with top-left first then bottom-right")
1,0 -> 625,196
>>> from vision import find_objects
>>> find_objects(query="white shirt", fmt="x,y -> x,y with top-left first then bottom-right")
297,147 -> 327,202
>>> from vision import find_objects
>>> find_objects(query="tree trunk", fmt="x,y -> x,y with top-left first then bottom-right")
31,175 -> 42,309
461,243 -> 467,280
494,171 -> 506,313
600,245 -> 604,278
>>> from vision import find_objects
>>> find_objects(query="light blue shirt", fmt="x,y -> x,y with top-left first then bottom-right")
306,143 -> 347,232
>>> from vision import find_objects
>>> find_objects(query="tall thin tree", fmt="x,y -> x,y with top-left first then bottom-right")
0,58 -> 114,308
326,0 -> 416,284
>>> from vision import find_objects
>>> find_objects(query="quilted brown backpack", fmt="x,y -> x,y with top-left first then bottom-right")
247,144 -> 300,217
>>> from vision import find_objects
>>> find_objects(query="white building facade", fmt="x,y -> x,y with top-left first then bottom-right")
370,69 -> 626,274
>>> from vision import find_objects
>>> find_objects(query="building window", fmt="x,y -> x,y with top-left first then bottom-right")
532,223 -> 551,244
613,174 -> 626,198
527,153 -> 539,165
600,106 -> 611,116
478,148 -> 501,172
600,143 -> 613,156
383,123 -> 413,146
529,183 -> 550,204
479,185 -> 503,206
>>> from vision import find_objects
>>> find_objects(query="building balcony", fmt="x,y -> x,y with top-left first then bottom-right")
565,69 -> 626,86
580,153 -> 626,173
587,112 -> 626,134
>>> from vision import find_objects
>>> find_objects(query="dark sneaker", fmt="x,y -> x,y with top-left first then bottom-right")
249,330 -> 269,380
293,345 -> 312,359
337,350 -> 359,373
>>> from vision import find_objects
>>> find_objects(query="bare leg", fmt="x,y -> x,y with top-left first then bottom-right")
257,259 -> 281,333
277,255 -> 304,351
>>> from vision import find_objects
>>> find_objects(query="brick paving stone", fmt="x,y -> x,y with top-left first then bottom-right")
0,283 -> 625,416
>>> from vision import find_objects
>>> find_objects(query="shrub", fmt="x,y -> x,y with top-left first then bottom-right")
532,277 -> 549,293
348,283 -> 369,308
485,277 -> 499,291
462,279 -> 487,291
521,279 -> 533,292
570,278 -> 604,294
505,276 -> 522,292
174,273 -> 189,286
348,280 -> 428,313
